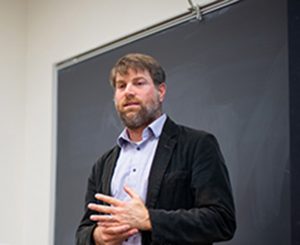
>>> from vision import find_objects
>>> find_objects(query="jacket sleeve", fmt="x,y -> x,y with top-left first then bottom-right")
76,162 -> 99,245
148,134 -> 236,244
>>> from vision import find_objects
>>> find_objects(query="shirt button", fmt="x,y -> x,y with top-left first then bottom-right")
133,168 -> 136,172
136,147 -> 140,150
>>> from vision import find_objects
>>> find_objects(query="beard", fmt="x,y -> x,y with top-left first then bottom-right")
115,95 -> 162,130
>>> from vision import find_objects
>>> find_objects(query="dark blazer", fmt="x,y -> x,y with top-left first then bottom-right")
76,117 -> 236,245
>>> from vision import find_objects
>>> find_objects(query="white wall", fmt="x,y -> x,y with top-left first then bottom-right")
21,1 -> 188,244
0,0 -> 26,244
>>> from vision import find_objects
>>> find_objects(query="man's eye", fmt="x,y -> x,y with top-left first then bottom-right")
136,80 -> 146,86
117,83 -> 126,89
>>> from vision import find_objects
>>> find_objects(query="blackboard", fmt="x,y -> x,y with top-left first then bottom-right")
55,0 -> 290,244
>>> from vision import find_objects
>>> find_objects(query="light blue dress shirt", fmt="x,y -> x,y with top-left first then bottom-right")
111,114 -> 167,245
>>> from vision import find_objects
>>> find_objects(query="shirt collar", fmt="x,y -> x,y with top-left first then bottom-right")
117,114 -> 167,147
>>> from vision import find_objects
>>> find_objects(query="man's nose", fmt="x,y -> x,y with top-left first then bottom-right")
124,83 -> 135,95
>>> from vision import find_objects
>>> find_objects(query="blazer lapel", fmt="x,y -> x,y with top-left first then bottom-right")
145,118 -> 179,208
101,146 -> 120,195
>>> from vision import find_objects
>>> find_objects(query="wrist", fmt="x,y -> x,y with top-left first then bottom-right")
141,209 -> 152,231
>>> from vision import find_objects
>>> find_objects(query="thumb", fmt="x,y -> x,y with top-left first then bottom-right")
124,185 -> 140,200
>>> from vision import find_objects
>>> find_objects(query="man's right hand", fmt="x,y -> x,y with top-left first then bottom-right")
93,223 -> 138,245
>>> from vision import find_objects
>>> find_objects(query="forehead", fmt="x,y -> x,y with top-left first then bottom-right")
115,68 -> 151,81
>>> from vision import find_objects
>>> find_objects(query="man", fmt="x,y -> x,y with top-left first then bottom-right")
76,53 -> 236,245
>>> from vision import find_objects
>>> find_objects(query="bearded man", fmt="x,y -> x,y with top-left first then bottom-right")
76,53 -> 236,245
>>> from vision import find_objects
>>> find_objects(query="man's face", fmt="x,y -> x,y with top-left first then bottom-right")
114,68 -> 166,129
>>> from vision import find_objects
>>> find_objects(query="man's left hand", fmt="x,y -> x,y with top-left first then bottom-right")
88,186 -> 152,231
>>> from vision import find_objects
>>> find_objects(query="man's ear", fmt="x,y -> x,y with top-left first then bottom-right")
158,83 -> 167,103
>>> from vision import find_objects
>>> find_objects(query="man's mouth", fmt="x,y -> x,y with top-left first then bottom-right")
123,102 -> 140,108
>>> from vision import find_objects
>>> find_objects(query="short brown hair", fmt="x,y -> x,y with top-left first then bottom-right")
110,53 -> 166,87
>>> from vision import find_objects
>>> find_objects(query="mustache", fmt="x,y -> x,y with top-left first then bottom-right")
121,99 -> 141,106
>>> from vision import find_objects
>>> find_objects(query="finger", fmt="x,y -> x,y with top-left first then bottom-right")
90,214 -> 116,222
99,221 -> 119,228
95,214 -> 119,223
95,193 -> 123,206
104,225 -> 139,237
127,228 -> 139,236
99,226 -> 138,243
124,186 -> 140,199
88,203 -> 116,214
101,227 -> 139,243
102,224 -> 131,235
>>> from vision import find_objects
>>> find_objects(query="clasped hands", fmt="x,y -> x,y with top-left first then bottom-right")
88,186 -> 152,245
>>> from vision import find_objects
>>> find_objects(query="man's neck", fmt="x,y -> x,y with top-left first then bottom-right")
127,127 -> 145,142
